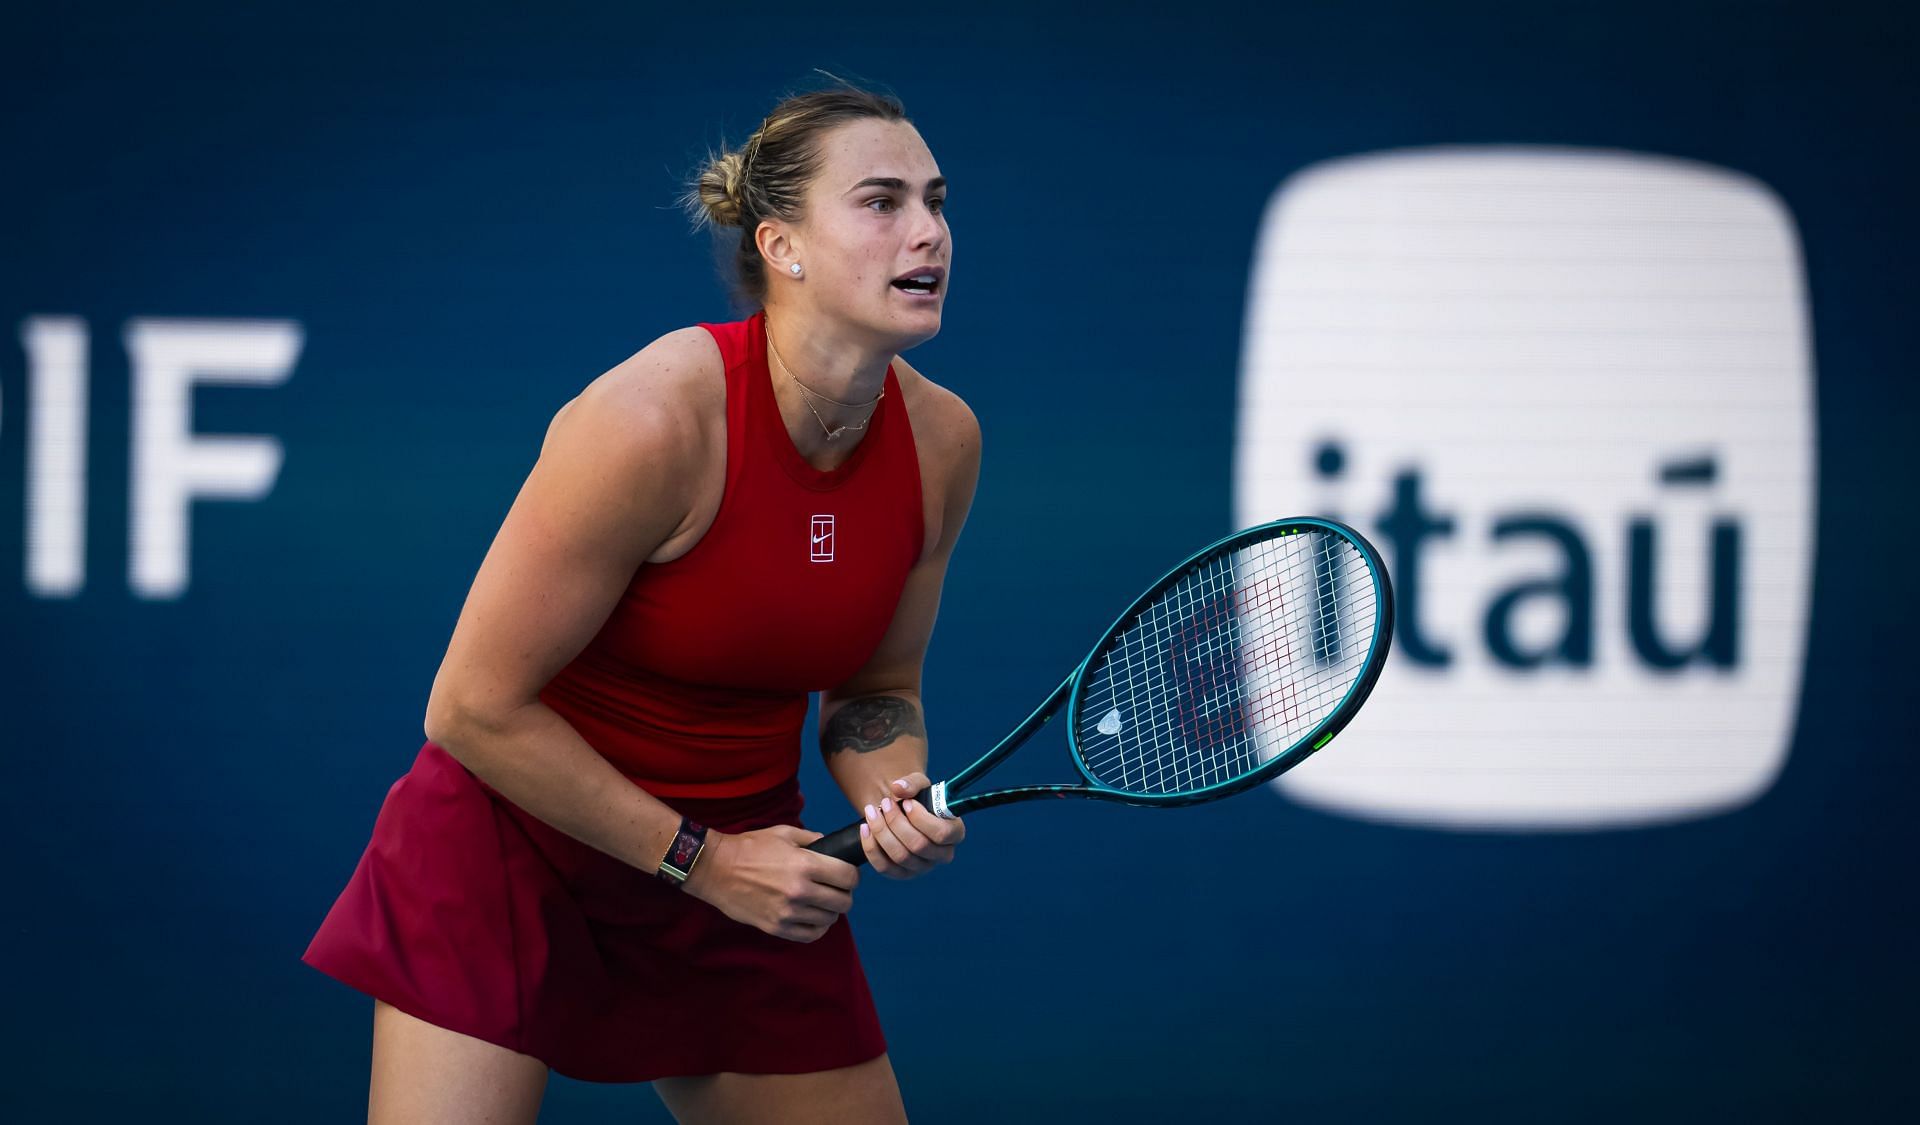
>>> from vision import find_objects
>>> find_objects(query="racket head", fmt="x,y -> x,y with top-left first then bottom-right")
1063,518 -> 1394,805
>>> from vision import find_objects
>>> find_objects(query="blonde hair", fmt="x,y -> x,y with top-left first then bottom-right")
683,79 -> 909,304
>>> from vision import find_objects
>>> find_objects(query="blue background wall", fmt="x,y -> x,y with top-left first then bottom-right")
1,2 -> 1914,1120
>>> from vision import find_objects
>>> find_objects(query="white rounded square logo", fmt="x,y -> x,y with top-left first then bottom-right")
1235,147 -> 1817,831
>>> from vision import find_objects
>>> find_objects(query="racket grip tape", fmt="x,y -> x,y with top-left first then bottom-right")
806,784 -> 947,867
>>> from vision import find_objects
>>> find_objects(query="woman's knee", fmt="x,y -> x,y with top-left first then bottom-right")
368,999 -> 550,1125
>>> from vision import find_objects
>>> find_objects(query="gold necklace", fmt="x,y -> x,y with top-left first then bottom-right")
765,324 -> 884,442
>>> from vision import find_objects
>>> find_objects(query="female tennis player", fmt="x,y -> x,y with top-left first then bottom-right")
301,81 -> 977,1124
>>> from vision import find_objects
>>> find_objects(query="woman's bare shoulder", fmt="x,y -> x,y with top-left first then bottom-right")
889,353 -> 981,468
521,326 -> 729,566
890,354 -> 982,560
544,326 -> 725,449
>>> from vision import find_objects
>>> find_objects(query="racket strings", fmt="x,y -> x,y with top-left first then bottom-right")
1074,531 -> 1378,796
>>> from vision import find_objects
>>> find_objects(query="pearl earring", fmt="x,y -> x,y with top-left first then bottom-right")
790,263 -> 803,276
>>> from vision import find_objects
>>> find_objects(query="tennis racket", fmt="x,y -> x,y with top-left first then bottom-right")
806,517 -> 1395,865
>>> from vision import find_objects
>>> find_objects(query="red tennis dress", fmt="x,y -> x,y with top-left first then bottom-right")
301,309 -> 925,1082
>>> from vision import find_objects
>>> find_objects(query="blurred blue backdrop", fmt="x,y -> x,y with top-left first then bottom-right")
1,1 -> 1914,1121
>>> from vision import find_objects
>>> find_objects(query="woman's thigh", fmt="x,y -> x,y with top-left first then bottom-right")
653,1052 -> 907,1125
368,999 -> 551,1125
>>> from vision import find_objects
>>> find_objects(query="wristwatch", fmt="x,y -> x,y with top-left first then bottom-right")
654,817 -> 708,889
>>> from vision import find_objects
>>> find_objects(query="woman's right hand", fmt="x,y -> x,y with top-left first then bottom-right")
681,825 -> 859,942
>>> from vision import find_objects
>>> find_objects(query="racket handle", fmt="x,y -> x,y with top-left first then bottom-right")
809,822 -> 871,866
807,785 -> 940,867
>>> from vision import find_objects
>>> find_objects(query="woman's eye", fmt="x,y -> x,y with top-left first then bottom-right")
866,196 -> 945,214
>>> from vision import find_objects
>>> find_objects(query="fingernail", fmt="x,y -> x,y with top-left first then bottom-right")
865,804 -> 877,820
860,823 -> 871,839
904,800 -> 919,814
880,797 -> 893,814
893,778 -> 910,792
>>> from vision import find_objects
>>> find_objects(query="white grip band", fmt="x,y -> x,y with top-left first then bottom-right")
928,781 -> 954,819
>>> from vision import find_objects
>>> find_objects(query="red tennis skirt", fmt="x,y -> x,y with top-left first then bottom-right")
300,740 -> 886,1083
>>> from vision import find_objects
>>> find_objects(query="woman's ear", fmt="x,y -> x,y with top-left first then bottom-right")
756,220 -> 802,282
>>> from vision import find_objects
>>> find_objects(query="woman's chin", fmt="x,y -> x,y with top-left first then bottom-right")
866,307 -> 942,350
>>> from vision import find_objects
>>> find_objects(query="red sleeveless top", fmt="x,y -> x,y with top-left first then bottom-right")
536,310 -> 925,798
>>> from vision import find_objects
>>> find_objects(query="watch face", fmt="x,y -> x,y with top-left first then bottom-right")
658,820 -> 706,884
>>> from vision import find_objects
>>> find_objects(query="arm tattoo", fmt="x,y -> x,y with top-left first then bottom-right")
822,696 -> 926,756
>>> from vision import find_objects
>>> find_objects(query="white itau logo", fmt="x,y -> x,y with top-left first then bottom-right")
1234,147 -> 1817,831
810,514 -> 835,562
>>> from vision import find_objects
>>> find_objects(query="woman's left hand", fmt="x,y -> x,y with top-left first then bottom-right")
860,772 -> 966,879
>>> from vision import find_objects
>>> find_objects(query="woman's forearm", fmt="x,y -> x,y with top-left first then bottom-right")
819,692 -> 932,811
427,700 -> 684,876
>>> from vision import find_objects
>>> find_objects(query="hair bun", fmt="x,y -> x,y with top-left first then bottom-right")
693,148 -> 749,229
